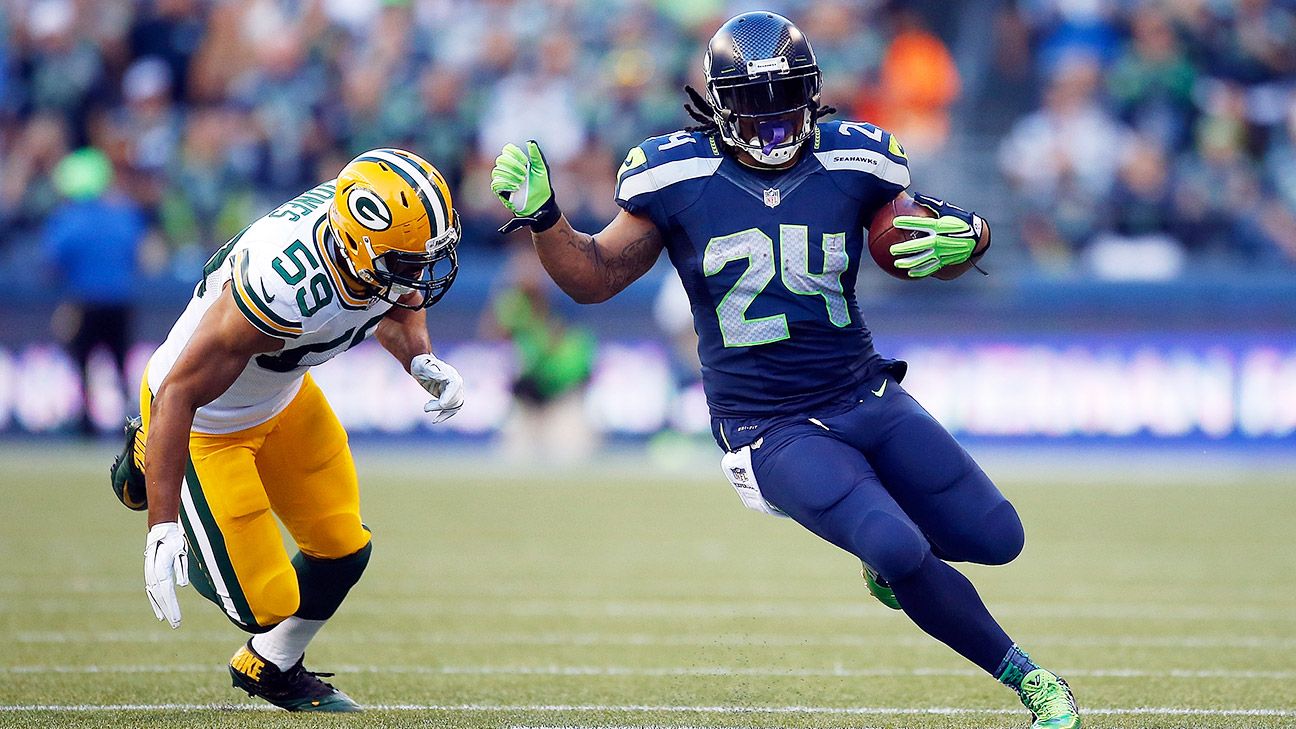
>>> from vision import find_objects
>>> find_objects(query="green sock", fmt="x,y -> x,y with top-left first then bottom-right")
995,644 -> 1039,691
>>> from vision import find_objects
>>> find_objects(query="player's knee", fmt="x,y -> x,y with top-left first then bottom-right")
293,540 -> 372,621
980,500 -> 1025,565
249,565 -> 301,628
851,510 -> 929,582
299,511 -> 368,560
947,500 -> 1024,565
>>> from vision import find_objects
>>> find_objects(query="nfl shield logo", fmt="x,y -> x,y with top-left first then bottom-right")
763,188 -> 780,208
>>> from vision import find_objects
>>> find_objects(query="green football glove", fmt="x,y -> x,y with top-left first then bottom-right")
491,140 -> 562,234
890,194 -> 986,278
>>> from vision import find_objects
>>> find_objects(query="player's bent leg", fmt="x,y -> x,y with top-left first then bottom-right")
292,542 -> 372,620
138,380 -> 299,632
843,380 -> 1080,725
241,375 -> 368,710
749,426 -> 929,579
858,381 -> 1025,565
185,431 -> 301,631
258,375 -> 368,560
749,421 -> 1045,687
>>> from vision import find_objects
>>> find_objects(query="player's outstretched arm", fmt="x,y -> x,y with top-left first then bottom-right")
376,299 -> 433,366
377,304 -> 464,423
142,285 -> 280,627
531,209 -> 663,304
491,141 -> 664,304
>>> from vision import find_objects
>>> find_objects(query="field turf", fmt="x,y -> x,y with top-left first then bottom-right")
1,443 -> 1294,728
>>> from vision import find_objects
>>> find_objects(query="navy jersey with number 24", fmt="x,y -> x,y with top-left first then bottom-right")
615,120 -> 911,420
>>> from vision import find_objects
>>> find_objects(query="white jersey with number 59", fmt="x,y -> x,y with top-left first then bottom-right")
147,181 -> 392,434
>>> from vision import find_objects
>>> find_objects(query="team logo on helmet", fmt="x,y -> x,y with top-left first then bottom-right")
346,187 -> 393,231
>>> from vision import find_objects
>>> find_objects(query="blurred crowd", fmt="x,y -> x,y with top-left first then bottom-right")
2,0 -> 1295,284
995,0 -> 1296,276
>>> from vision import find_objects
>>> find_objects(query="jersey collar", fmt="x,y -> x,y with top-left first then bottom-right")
312,217 -> 375,310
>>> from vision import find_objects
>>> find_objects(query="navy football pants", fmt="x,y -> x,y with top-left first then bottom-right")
722,374 -> 1025,674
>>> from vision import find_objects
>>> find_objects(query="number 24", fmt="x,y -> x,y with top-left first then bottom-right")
703,226 -> 851,348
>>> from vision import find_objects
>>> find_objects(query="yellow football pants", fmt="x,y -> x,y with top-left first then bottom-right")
139,373 -> 369,630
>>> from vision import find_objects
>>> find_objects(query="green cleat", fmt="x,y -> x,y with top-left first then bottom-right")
109,416 -> 147,511
1019,668 -> 1081,729
861,561 -> 902,610
229,641 -> 360,712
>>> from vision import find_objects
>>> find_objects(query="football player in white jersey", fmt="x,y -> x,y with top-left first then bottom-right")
110,148 -> 464,711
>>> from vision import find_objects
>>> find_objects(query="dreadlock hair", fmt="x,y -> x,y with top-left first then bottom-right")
683,85 -> 719,133
682,84 -> 838,135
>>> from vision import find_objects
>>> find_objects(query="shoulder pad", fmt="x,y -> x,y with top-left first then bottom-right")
615,130 -> 723,205
812,120 -> 910,189
229,246 -> 305,340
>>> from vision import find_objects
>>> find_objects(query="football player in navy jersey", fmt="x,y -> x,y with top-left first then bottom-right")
490,11 -> 1080,729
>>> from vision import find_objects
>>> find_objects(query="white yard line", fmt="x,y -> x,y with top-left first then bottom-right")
9,598 -> 1295,622
0,703 -> 1293,717
2,664 -> 1294,680
15,629 -> 1296,650
505,721 -> 782,726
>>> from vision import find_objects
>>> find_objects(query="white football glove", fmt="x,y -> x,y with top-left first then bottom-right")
410,353 -> 464,423
144,522 -> 189,629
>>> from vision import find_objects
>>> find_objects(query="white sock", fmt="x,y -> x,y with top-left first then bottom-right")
250,617 -> 327,670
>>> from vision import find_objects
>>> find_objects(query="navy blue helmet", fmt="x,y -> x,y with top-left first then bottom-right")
702,12 -> 821,165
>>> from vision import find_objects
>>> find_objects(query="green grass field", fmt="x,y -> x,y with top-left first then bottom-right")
1,443 -> 1294,728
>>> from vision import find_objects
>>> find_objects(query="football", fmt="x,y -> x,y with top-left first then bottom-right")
868,195 -> 990,280
868,195 -> 937,280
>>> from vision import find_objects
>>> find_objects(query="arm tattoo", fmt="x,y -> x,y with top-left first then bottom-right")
559,226 -> 661,293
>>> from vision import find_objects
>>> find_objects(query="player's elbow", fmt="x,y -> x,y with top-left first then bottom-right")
564,284 -> 615,305
151,379 -> 200,417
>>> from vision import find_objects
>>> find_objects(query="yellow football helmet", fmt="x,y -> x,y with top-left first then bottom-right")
327,148 -> 460,309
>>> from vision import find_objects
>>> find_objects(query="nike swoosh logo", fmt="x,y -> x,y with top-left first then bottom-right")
872,380 -> 887,397
260,282 -> 276,303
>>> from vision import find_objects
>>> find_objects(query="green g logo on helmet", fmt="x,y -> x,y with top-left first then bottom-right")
346,187 -> 393,231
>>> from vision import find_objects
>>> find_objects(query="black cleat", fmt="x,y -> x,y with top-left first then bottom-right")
109,416 -> 147,511
228,640 -> 360,712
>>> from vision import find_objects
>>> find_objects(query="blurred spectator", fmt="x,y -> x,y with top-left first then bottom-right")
1107,6 -> 1197,150
20,0 -> 107,138
128,0 -> 205,102
998,54 -> 1133,268
803,1 -> 884,120
1084,141 -> 1185,280
1191,0 -> 1296,85
157,107 -> 255,257
1023,0 -> 1122,72
228,26 -> 327,195
116,57 -> 182,174
1172,113 -> 1271,261
869,9 -> 960,155
484,246 -> 597,464
477,34 -> 587,166
0,114 -> 69,238
41,148 -> 145,435
1266,99 -> 1296,212
0,0 -> 1291,280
